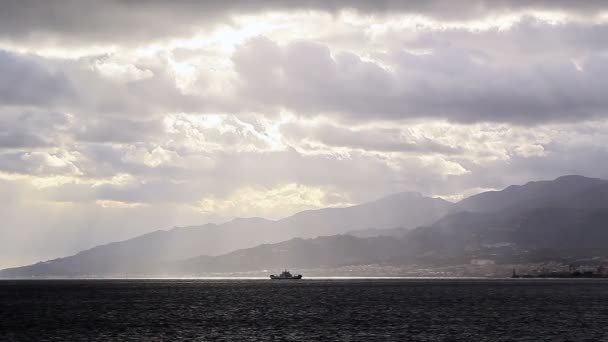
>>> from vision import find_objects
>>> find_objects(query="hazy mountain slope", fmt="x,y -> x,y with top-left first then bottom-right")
0,235 -> 406,277
0,192 -> 453,277
5,206 -> 608,277
0,219 -> 277,277
280,192 -> 455,238
172,235 -> 406,275
459,175 -> 608,213
6,175 -> 608,277
345,227 -> 409,238
395,207 -> 608,265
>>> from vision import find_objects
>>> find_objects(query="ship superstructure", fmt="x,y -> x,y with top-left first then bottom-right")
270,269 -> 302,280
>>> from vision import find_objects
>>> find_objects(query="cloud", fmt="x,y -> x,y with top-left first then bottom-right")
0,1 -> 607,47
3,2 -> 608,268
0,150 -> 80,176
0,109 -> 73,150
398,16 -> 608,60
232,35 -> 608,124
72,117 -> 165,144
0,49 -> 209,123
0,50 -> 74,106
196,183 -> 352,220
280,121 -> 461,154
7,18 -> 608,128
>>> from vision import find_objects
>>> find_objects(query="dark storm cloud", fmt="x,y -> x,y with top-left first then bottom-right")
233,37 -> 608,124
0,1 -> 606,45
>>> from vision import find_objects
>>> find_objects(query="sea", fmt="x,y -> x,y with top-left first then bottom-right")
1,279 -> 608,341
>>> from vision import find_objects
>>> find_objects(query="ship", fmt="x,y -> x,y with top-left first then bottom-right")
270,269 -> 302,280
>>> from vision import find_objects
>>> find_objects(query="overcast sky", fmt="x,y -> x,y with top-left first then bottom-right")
2,1 -> 608,267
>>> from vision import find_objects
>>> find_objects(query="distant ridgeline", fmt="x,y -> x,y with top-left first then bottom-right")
3,175 -> 608,278
512,265 -> 608,278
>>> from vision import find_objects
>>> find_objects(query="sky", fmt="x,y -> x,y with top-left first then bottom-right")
2,0 -> 608,267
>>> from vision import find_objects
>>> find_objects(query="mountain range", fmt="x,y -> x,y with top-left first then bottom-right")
3,175 -> 608,277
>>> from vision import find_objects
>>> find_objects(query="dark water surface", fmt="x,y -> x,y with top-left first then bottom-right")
2,279 -> 608,341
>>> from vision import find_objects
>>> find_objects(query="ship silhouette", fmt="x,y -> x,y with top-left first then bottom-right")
270,269 -> 302,280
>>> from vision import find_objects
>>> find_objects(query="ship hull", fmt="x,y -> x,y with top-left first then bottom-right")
270,275 -> 302,280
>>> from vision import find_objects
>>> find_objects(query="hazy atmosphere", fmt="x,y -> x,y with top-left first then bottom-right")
3,1 -> 608,269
